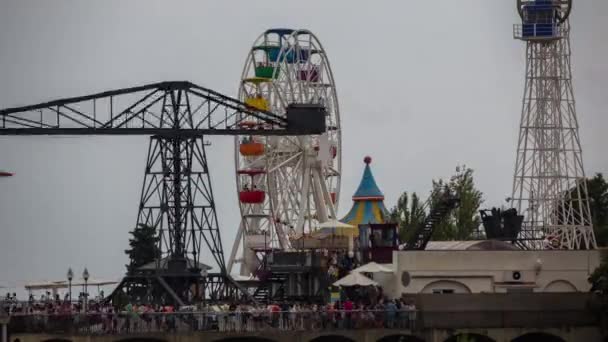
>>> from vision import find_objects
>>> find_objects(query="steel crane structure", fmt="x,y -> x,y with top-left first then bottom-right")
511,0 -> 596,249
0,80 -> 326,304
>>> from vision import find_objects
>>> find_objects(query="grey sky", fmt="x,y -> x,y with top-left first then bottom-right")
0,1 -> 607,290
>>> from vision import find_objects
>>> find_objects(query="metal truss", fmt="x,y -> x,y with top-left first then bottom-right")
511,22 -> 597,250
1,80 -> 326,304
0,81 -> 322,136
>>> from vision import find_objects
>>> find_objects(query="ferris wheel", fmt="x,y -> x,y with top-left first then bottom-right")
228,29 -> 341,275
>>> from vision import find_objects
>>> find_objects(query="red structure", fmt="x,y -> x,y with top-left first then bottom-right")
367,223 -> 399,263
239,190 -> 266,204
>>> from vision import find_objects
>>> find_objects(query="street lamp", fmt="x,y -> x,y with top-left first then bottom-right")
82,268 -> 89,312
66,268 -> 73,303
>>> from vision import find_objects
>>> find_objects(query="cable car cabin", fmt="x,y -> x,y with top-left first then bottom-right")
358,223 -> 398,264
239,189 -> 265,204
330,192 -> 337,204
244,96 -> 270,111
313,144 -> 337,159
517,0 -> 561,40
239,139 -> 265,157
261,46 -> 310,64
298,66 -> 320,82
255,64 -> 280,79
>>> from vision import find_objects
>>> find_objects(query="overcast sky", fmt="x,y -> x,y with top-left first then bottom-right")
0,1 -> 607,291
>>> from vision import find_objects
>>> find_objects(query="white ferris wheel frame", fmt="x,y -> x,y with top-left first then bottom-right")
228,29 -> 341,275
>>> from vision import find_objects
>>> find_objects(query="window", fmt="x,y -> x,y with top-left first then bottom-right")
431,289 -> 455,294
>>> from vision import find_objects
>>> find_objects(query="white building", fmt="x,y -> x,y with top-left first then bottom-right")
379,241 -> 602,297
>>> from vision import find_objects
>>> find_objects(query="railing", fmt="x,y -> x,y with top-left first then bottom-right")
513,24 -> 563,40
7,310 -> 417,335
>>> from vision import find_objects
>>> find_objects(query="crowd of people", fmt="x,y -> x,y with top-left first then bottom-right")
3,293 -> 417,334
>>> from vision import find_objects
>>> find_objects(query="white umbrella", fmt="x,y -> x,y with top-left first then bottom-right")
333,272 -> 378,287
352,262 -> 393,274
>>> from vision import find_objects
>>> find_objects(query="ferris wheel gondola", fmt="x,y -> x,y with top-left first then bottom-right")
229,29 -> 341,275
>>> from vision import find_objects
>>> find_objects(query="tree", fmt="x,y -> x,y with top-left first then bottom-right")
430,166 -> 484,241
556,173 -> 608,246
449,166 -> 484,240
389,192 -> 426,243
587,173 -> 608,247
391,166 -> 484,242
428,178 -> 457,240
125,223 -> 160,273
589,254 -> 608,336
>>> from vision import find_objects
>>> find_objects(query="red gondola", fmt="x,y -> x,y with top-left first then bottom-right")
239,190 -> 266,204
239,142 -> 265,156
237,169 -> 266,176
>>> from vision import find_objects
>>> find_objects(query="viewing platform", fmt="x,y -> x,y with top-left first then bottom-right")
513,24 -> 563,41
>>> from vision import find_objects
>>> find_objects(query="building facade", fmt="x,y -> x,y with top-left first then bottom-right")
387,249 -> 602,297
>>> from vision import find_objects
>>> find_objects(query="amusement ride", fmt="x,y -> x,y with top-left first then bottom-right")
0,0 -> 600,305
229,29 -> 341,276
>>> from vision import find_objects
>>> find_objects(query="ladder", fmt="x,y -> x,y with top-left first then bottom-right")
404,191 -> 460,250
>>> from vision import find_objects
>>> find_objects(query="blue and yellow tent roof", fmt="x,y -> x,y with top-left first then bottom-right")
341,156 -> 389,225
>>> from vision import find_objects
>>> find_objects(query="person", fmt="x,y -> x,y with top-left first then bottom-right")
406,300 -> 417,330
280,302 -> 290,329
343,298 -> 353,329
385,299 -> 397,328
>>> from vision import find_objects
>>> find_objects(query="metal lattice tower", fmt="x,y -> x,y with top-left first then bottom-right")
0,81 -> 327,304
511,0 -> 596,250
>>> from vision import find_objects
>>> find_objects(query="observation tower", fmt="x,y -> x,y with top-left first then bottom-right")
511,0 -> 596,249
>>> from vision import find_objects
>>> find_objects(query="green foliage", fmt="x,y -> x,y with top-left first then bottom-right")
391,166 -> 484,242
450,167 -> 484,240
431,166 -> 484,241
389,192 -> 426,243
589,253 -> 608,334
429,179 -> 456,240
589,257 -> 608,294
125,223 -> 160,273
587,173 -> 608,247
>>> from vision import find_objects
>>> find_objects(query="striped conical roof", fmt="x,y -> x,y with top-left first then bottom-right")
341,156 -> 389,225
352,156 -> 384,200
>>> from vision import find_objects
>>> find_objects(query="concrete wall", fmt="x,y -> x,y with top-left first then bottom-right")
389,250 -> 601,297
10,327 -> 601,342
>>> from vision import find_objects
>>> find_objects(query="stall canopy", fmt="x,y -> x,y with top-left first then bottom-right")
313,219 -> 359,238
24,281 -> 67,291
352,261 -> 393,274
24,279 -> 119,291
333,272 -> 378,287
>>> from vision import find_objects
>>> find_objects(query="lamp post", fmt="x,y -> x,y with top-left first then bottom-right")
67,268 -> 73,303
82,268 -> 89,312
